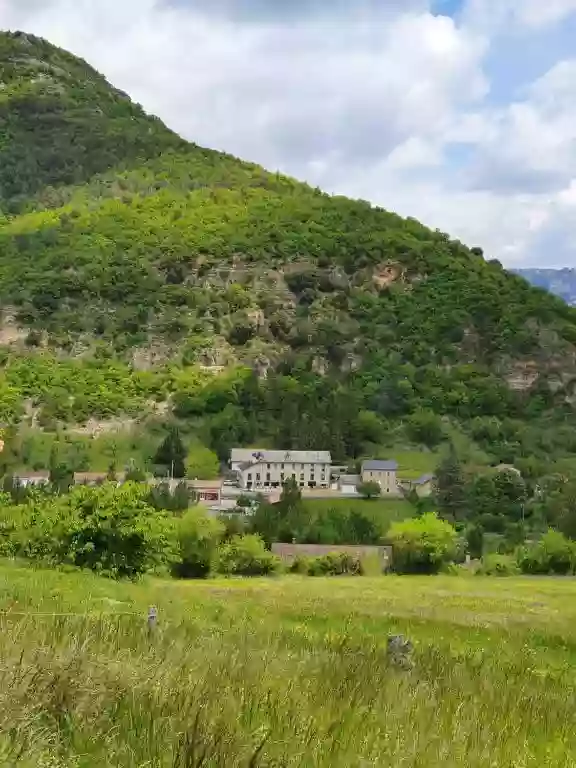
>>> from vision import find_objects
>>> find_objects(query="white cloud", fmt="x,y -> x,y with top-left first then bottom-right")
1,1 -> 486,174
463,0 -> 576,31
1,0 -> 576,267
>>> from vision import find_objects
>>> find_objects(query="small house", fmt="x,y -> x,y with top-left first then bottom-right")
361,459 -> 400,496
189,479 -> 223,504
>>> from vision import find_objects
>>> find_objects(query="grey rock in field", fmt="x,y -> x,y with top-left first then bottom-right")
387,635 -> 414,669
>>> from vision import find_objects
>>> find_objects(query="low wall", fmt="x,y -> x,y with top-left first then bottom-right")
272,543 -> 392,568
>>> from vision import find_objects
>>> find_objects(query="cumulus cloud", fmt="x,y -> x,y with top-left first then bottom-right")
1,0 -> 576,266
463,0 -> 576,31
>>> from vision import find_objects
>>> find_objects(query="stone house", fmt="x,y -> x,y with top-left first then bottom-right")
361,459 -> 400,496
230,449 -> 332,490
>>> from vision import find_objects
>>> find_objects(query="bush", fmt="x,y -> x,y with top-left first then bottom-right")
0,483 -> 177,578
478,553 -> 520,576
289,555 -> 313,575
517,530 -> 576,575
217,535 -> 280,576
174,509 -> 224,578
357,481 -> 382,500
291,552 -> 363,576
388,512 -> 457,574
3,484 -> 178,576
62,483 -> 177,577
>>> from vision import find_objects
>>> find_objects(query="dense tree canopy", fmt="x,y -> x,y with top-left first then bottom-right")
1,31 -> 576,484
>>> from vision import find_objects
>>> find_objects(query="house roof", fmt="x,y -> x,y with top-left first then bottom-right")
339,474 -> 361,485
231,449 -> 331,465
362,459 -> 398,471
188,480 -> 223,490
413,473 -> 435,485
14,471 -> 50,480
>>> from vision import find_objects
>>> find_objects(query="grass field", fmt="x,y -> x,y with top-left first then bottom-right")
392,450 -> 440,479
0,563 -> 575,766
303,497 -> 414,532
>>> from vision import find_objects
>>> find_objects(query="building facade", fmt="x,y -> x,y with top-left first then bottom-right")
361,459 -> 400,496
230,449 -> 332,490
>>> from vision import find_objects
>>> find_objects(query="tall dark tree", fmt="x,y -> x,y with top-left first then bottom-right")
435,445 -> 468,523
0,426 -> 19,479
49,444 -> 74,494
154,427 -> 187,479
469,470 -> 528,532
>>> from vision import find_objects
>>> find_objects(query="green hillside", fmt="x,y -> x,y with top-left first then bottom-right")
2,31 -> 576,470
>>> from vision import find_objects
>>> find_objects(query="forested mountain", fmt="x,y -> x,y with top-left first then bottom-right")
2,30 -> 576,470
515,269 -> 576,307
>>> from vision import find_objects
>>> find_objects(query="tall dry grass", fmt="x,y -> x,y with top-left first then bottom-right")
0,564 -> 574,766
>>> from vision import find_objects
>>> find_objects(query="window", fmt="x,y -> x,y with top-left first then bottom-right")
281,464 -> 285,470
266,473 -> 271,482
256,473 -> 261,482
267,464 -> 271,470
247,473 -> 252,480
300,473 -> 305,480
280,472 -> 285,481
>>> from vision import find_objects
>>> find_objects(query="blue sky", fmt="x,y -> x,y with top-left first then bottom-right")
2,0 -> 576,267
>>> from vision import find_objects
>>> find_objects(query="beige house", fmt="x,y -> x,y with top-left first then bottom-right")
361,460 -> 401,496
230,449 -> 332,490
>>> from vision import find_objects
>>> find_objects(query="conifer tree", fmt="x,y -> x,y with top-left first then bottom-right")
435,444 -> 468,523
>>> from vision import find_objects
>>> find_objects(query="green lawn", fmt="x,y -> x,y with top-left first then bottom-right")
303,497 -> 414,533
393,450 -> 440,479
0,562 -> 575,766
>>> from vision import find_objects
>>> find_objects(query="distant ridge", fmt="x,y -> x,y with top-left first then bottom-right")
515,269 -> 576,306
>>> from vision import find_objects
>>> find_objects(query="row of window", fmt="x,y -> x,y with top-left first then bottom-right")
248,471 -> 326,482
264,463 -> 329,471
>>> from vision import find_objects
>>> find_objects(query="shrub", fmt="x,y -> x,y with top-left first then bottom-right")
357,481 -> 382,500
217,535 -> 280,576
309,552 -> 363,576
174,509 -> 224,578
289,555 -> 313,575
0,483 -> 178,578
478,553 -> 520,577
62,483 -> 177,578
388,512 -> 457,574
517,530 -> 576,575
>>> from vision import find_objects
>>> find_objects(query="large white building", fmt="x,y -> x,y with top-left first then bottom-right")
230,449 -> 332,490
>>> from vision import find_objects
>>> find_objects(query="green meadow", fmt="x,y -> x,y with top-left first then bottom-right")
303,497 -> 415,536
0,563 -> 575,766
